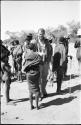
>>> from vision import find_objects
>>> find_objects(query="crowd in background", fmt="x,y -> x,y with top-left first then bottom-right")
1,28 -> 81,110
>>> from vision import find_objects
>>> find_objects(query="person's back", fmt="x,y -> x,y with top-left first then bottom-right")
52,42 -> 66,72
52,38 -> 66,93
23,43 -> 42,110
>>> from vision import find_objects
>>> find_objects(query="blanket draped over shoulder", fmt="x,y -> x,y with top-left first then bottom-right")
23,49 -> 41,72
23,50 -> 42,94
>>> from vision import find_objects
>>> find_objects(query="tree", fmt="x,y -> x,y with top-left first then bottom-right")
45,27 -> 54,39
67,20 -> 81,37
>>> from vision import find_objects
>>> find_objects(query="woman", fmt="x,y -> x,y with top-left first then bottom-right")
23,43 -> 42,110
12,40 -> 23,81
74,31 -> 81,76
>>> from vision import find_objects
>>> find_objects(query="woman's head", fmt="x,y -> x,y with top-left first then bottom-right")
29,43 -> 37,52
25,33 -> 33,41
12,39 -> 19,46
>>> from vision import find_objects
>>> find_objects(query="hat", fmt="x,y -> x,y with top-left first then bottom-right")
29,43 -> 36,51
25,33 -> 32,40
12,39 -> 19,45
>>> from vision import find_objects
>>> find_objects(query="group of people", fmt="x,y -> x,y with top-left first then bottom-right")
1,28 -> 81,110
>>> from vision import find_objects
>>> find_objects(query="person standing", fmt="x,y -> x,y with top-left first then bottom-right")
31,28 -> 53,98
11,40 -> 23,82
52,37 -> 66,93
74,29 -> 81,76
22,33 -> 33,71
23,43 -> 42,110
1,40 -> 15,105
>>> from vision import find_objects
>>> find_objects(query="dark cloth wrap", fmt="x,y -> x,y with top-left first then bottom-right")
23,50 -> 41,94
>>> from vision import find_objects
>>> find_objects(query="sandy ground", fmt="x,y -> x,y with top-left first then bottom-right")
1,43 -> 81,124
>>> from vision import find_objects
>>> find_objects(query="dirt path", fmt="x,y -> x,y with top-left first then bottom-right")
1,75 -> 81,124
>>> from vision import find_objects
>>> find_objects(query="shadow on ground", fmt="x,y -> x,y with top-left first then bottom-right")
63,74 -> 79,81
10,74 -> 81,107
11,98 -> 29,104
47,84 -> 81,98
40,96 -> 77,109
49,74 -> 79,84
13,84 -> 81,105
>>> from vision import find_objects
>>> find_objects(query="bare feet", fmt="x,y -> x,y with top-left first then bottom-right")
30,105 -> 35,110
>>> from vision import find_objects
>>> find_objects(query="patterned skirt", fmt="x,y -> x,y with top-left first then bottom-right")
26,70 -> 40,94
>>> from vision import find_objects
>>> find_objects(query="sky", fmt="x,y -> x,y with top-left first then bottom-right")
1,1 -> 81,40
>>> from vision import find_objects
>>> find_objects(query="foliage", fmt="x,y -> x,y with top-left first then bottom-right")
3,20 -> 81,45
4,30 -> 37,46
67,20 -> 81,37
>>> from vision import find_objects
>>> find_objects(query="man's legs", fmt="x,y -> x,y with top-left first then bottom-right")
17,64 -> 22,81
14,60 -> 18,77
40,63 -> 49,97
63,61 -> 68,77
17,58 -> 23,81
56,67 -> 63,93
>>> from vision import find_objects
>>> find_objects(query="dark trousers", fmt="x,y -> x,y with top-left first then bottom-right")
39,62 -> 49,96
62,59 -> 68,76
56,67 -> 63,92
13,59 -> 18,76
17,62 -> 22,81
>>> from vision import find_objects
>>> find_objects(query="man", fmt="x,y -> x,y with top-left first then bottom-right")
52,37 -> 66,93
61,37 -> 69,77
31,28 -> 53,98
1,40 -> 15,105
